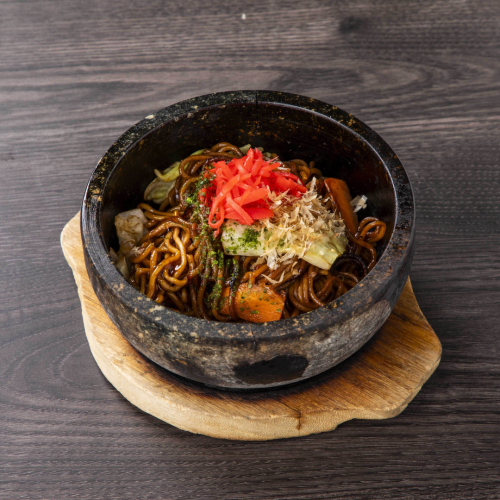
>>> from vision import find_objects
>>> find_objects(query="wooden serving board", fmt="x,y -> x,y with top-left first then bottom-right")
61,213 -> 441,441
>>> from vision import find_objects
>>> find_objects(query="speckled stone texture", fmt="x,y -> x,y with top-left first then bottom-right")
81,91 -> 415,389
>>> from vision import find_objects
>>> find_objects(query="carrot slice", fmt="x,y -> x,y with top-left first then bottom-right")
233,283 -> 285,323
323,178 -> 359,235
219,286 -> 233,316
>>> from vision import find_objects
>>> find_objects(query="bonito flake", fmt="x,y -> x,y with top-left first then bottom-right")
257,178 -> 345,270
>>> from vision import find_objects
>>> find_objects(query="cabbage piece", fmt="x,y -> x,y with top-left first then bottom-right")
114,209 -> 147,256
302,231 -> 348,270
112,209 -> 148,278
144,161 -> 181,204
144,177 -> 175,204
222,220 -> 347,271
222,220 -> 265,257
153,161 -> 181,183
115,255 -> 130,280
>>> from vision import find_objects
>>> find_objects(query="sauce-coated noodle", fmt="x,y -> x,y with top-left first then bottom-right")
121,143 -> 386,321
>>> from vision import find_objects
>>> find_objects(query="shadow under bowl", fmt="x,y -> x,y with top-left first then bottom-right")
81,90 -> 415,389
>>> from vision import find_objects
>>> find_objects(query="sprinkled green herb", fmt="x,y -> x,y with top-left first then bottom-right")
240,228 -> 260,249
185,165 -> 230,309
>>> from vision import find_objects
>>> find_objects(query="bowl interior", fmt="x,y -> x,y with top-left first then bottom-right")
101,101 -> 396,258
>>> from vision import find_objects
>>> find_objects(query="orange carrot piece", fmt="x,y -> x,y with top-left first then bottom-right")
233,283 -> 285,323
219,286 -> 232,316
323,178 -> 359,235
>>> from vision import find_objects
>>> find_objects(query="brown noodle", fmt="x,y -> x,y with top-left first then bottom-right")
125,143 -> 387,321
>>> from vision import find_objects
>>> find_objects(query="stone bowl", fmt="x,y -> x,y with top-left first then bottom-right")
81,90 -> 415,389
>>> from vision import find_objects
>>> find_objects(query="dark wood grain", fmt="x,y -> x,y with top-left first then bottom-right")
1,0 -> 500,498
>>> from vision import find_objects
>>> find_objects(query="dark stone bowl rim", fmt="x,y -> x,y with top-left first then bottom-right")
81,90 -> 415,342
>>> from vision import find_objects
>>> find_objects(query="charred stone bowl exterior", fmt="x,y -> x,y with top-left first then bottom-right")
81,91 -> 415,389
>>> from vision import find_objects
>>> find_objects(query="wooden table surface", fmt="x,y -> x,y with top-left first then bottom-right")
1,1 -> 499,498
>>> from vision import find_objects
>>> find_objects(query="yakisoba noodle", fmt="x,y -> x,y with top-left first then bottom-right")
112,142 -> 386,322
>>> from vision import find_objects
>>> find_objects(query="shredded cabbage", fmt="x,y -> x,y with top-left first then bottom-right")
144,161 -> 181,204
111,208 -> 148,278
153,161 -> 181,183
